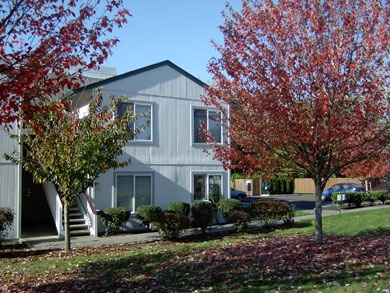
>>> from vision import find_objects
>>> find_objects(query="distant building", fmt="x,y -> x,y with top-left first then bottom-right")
68,65 -> 117,84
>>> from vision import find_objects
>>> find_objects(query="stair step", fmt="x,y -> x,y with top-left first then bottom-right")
63,200 -> 90,236
69,212 -> 83,218
70,224 -> 89,230
69,219 -> 85,225
70,230 -> 90,236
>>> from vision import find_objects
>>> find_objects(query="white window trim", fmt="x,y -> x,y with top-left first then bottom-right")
192,171 -> 224,201
114,172 -> 153,213
191,106 -> 223,145
118,101 -> 154,143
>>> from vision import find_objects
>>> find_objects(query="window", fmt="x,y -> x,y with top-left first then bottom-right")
116,174 -> 152,213
193,174 -> 222,200
193,108 -> 222,144
118,102 -> 152,141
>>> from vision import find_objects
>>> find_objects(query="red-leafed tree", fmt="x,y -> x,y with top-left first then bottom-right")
204,0 -> 390,244
0,0 -> 129,127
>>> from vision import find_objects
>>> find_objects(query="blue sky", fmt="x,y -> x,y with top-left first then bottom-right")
103,1 -> 243,83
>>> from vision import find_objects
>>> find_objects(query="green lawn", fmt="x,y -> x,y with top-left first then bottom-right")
276,207 -> 390,237
1,207 -> 389,292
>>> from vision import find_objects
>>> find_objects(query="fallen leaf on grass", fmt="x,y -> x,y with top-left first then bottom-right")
1,233 -> 389,292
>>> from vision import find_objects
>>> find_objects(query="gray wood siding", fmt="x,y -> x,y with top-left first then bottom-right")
84,62 -> 229,233
0,127 -> 20,239
98,65 -> 199,99
96,65 -> 219,167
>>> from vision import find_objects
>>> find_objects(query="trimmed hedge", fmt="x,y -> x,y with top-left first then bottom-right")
251,198 -> 293,227
218,198 -> 242,217
136,205 -> 163,230
0,207 -> 14,243
332,190 -> 390,207
225,209 -> 251,232
218,198 -> 250,231
168,202 -> 190,216
373,190 -> 390,204
153,211 -> 190,240
191,201 -> 213,234
101,207 -> 130,235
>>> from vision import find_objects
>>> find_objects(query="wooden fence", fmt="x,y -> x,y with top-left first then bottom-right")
233,178 -> 364,195
233,179 -> 261,196
294,178 -> 364,194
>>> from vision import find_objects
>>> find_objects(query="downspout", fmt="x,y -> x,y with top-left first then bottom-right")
17,125 -> 22,240
227,103 -> 231,199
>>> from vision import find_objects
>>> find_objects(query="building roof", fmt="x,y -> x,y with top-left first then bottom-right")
73,60 -> 207,94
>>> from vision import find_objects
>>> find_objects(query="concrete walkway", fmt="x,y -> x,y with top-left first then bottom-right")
23,204 -> 390,251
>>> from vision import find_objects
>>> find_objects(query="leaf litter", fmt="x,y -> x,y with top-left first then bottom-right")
0,233 -> 389,292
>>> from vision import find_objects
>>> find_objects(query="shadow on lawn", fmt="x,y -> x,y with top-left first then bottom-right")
174,220 -> 313,243
26,231 -> 390,292
0,242 -> 57,260
355,226 -> 390,237
4,217 -> 389,291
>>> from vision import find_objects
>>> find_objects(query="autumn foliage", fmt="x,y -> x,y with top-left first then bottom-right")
1,232 -> 389,291
0,0 -> 130,126
5,92 -> 142,252
204,0 -> 390,243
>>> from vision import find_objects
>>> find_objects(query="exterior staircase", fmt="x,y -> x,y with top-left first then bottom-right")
68,202 -> 90,237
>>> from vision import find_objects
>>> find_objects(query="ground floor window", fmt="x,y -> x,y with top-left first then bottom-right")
116,174 -> 152,213
193,174 -> 222,200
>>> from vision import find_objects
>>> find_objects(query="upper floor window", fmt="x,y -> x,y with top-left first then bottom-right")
193,108 -> 222,144
118,102 -> 152,142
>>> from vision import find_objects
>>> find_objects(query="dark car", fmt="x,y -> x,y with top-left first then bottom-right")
230,188 -> 247,201
372,182 -> 390,192
322,182 -> 365,201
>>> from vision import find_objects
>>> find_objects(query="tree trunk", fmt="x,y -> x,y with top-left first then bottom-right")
64,202 -> 71,253
313,178 -> 323,244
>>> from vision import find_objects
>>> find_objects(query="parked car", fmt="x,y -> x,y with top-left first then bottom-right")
372,182 -> 390,192
322,182 -> 365,201
230,188 -> 247,201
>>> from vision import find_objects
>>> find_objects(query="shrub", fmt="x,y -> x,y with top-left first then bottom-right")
348,192 -> 368,207
218,198 -> 242,218
209,192 -> 223,225
285,203 -> 296,224
0,207 -> 14,243
365,191 -> 377,205
370,190 -> 390,205
331,192 -> 347,205
168,202 -> 190,216
332,192 -> 367,208
209,191 -> 223,206
251,198 -> 290,227
270,178 -> 280,194
101,207 -> 130,235
153,211 -> 189,240
191,201 -> 213,234
225,209 -> 251,232
270,176 -> 295,194
136,205 -> 163,230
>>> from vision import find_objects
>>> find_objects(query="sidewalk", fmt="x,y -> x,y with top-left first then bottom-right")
23,204 -> 390,251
